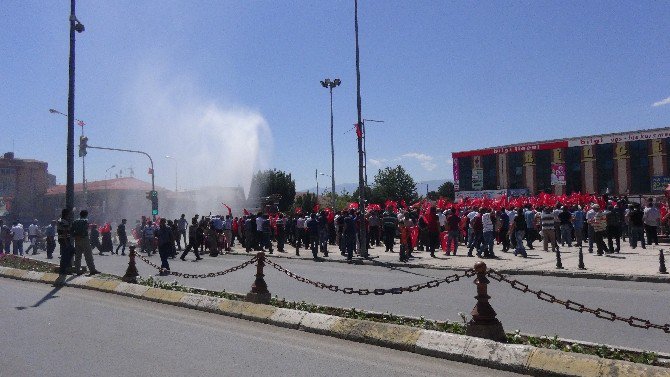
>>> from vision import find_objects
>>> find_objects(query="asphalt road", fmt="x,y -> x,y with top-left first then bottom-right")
0,279 -> 525,377
26,249 -> 670,354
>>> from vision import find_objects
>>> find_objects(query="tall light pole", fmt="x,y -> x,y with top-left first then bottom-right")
354,0 -> 367,257
50,108 -> 87,207
320,78 -> 340,210
165,155 -> 178,192
65,0 -> 85,211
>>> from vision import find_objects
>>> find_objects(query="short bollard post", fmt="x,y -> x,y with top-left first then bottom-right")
555,248 -> 564,269
578,245 -> 586,270
659,249 -> 668,275
246,252 -> 271,304
465,261 -> 506,342
122,245 -> 139,283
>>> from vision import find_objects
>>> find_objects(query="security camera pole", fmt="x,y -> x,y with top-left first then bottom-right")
65,0 -> 85,210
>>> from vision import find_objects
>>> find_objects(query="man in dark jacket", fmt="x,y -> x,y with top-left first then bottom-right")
156,218 -> 174,275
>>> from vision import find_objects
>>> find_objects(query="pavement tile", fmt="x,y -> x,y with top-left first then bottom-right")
299,313 -> 339,334
415,330 -> 471,361
217,300 -> 276,322
526,348 -> 603,377
268,308 -> 307,329
179,293 -> 204,308
329,318 -> 422,351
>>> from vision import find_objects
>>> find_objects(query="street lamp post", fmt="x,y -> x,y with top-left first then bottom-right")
165,155 -> 178,192
320,78 -> 340,211
65,0 -> 85,211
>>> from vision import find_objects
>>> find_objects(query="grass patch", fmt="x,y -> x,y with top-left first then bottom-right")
0,254 -> 59,273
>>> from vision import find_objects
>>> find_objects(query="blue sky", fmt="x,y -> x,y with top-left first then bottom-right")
2,1 -> 669,194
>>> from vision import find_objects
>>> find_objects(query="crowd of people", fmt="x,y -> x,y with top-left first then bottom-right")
2,193 -> 666,276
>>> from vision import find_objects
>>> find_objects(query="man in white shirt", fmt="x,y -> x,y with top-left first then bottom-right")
25,220 -> 40,255
585,205 -> 597,253
10,221 -> 25,256
643,199 -> 661,245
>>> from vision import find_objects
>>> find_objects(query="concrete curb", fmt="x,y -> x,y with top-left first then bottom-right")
228,251 -> 670,283
2,267 -> 668,377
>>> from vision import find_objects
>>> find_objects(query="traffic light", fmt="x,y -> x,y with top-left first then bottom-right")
150,190 -> 158,215
78,136 -> 88,157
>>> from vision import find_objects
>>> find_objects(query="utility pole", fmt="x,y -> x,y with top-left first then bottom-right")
355,0 -> 367,257
66,0 -> 84,210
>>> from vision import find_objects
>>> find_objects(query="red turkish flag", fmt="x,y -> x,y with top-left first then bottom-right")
355,123 -> 362,139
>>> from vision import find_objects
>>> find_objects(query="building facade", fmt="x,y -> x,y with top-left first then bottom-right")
0,152 -> 56,221
452,127 -> 670,196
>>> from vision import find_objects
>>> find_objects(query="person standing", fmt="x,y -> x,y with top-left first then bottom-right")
156,218 -> 173,275
558,206 -> 573,247
589,204 -> 608,255
10,221 -> 24,256
261,214 -> 273,254
71,210 -> 100,275
605,204 -> 621,253
446,209 -> 461,255
343,209 -> 357,261
524,206 -> 537,250
480,208 -> 495,258
180,217 -> 203,261
467,209 -> 483,257
25,220 -> 40,255
368,211 -> 380,247
497,209 -> 510,252
306,213 -> 320,260
295,214 -> 306,255
276,213 -> 286,253
44,220 -> 56,259
141,220 -> 156,256
177,214 -> 188,250
116,219 -> 128,255
510,208 -> 527,258
628,203 -> 646,249
382,210 -> 398,253
541,207 -> 558,252
643,199 -> 660,246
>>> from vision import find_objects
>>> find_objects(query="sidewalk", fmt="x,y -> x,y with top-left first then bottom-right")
229,240 -> 670,283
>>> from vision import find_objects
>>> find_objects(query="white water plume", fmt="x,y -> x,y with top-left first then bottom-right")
126,67 -> 273,215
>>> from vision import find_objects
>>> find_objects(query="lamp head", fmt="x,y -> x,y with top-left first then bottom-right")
333,78 -> 341,87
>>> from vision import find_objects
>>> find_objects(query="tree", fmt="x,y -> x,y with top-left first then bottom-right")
321,189 -> 354,211
371,166 -> 418,204
293,192 -> 317,214
437,181 -> 455,201
247,169 -> 296,211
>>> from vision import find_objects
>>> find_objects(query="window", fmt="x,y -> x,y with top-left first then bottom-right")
595,144 -> 614,194
535,149 -> 551,194
565,146 -> 582,194
482,154 -> 497,190
508,152 -> 523,189
629,140 -> 650,194
458,156 -> 472,191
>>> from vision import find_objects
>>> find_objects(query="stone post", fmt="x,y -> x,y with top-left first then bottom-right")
122,245 -> 139,283
465,261 -> 506,342
246,252 -> 271,304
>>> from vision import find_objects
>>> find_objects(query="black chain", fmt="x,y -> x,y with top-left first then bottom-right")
134,253 -> 257,278
487,269 -> 670,334
265,258 -> 474,295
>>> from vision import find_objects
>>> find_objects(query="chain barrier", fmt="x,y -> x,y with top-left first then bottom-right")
264,258 -> 475,295
487,269 -> 670,334
134,252 -> 258,278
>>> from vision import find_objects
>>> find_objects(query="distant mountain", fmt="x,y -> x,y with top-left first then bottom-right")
301,179 -> 450,196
